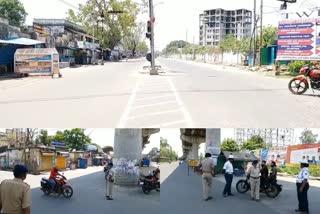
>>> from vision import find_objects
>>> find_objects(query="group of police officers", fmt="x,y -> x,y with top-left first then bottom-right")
200,153 -> 311,214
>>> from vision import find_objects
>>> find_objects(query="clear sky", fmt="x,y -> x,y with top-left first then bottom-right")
20,0 -> 320,50
160,128 -> 320,157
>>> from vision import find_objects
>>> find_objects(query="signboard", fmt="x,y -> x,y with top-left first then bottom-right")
277,18 -> 320,60
51,141 -> 67,148
188,159 -> 200,167
265,147 -> 288,166
287,144 -> 320,164
33,24 -> 51,36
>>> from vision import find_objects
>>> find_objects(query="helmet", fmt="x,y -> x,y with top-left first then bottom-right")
228,154 -> 235,159
300,159 -> 308,164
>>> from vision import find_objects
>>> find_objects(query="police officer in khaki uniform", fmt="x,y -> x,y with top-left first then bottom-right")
105,163 -> 115,200
0,165 -> 31,214
199,153 -> 215,201
247,160 -> 260,201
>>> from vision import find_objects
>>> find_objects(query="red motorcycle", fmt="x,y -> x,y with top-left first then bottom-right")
288,62 -> 320,95
41,175 -> 73,198
139,168 -> 160,194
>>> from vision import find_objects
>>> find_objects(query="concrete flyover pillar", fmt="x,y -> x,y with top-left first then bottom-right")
113,129 -> 143,186
191,143 -> 200,159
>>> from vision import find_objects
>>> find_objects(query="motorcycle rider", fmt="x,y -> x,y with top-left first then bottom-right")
269,161 -> 277,182
247,160 -> 260,201
260,160 -> 269,189
48,166 -> 63,192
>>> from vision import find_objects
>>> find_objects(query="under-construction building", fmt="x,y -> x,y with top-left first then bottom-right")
199,8 -> 252,46
235,128 -> 295,148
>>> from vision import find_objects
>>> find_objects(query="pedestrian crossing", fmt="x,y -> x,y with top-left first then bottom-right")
117,69 -> 194,128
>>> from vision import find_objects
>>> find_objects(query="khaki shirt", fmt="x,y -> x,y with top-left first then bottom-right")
0,178 -> 31,214
248,166 -> 260,179
200,158 -> 214,172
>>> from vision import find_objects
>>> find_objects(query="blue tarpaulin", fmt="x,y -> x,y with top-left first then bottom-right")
0,38 -> 44,45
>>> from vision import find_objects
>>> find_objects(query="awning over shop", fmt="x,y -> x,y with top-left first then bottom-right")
57,151 -> 70,157
41,152 -> 54,157
0,38 -> 44,45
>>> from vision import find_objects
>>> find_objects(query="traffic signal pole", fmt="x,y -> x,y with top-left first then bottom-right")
149,0 -> 158,75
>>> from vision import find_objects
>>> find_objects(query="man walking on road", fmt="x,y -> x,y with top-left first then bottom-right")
0,165 -> 31,214
223,154 -> 235,197
199,153 -> 215,201
247,160 -> 260,201
105,163 -> 115,200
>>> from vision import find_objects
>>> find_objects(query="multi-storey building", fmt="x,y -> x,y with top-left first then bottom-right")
199,8 -> 252,46
234,128 -> 295,148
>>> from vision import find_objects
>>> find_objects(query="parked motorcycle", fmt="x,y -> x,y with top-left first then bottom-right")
236,177 -> 282,198
139,170 -> 160,194
288,63 -> 320,95
40,175 -> 73,198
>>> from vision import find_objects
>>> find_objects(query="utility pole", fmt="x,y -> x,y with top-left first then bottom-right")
253,0 -> 257,66
259,0 -> 263,67
149,0 -> 158,75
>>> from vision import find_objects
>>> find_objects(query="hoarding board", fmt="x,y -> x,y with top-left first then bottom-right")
287,144 -> 320,164
33,24 -> 51,36
263,147 -> 288,166
277,18 -> 320,60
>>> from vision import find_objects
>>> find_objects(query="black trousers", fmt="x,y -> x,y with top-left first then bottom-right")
223,173 -> 233,195
296,182 -> 309,212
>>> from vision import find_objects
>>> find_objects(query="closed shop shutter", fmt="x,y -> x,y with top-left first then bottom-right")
41,156 -> 53,171
56,156 -> 66,169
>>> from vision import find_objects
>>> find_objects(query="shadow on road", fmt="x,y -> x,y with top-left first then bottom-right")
161,163 -> 320,214
31,170 -> 160,214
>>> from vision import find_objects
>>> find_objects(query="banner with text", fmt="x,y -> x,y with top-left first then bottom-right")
277,18 -> 320,60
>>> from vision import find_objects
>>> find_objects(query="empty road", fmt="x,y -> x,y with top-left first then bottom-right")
1,58 -> 319,127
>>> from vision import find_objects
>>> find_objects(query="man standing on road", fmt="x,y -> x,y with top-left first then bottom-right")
0,165 -> 31,214
199,153 -> 215,201
295,159 -> 310,214
105,163 -> 115,200
247,160 -> 260,201
260,160 -> 268,189
222,154 -> 235,197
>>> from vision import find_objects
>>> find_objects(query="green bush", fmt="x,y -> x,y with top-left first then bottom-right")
288,61 -> 307,75
279,165 -> 320,177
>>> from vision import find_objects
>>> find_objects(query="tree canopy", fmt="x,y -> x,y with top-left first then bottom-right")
102,146 -> 114,154
67,0 -> 145,50
300,129 -> 318,144
51,129 -> 92,151
242,135 -> 266,151
160,137 -> 177,161
221,138 -> 239,152
0,0 -> 27,27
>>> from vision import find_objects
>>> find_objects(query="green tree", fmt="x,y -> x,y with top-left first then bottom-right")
218,35 -> 237,61
300,129 -> 318,144
36,129 -> 53,146
221,138 -> 239,152
242,135 -> 266,151
124,22 -> 149,56
0,0 -> 27,27
160,137 -> 177,161
67,0 -> 144,49
52,129 -> 92,150
258,26 -> 278,48
102,146 -> 114,154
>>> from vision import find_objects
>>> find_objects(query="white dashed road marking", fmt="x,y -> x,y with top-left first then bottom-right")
117,71 -> 194,128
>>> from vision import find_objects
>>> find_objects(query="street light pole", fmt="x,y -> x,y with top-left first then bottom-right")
253,0 -> 257,66
259,0 -> 263,67
149,0 -> 158,75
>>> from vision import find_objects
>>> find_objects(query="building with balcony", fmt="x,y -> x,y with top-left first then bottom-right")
199,8 -> 252,46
